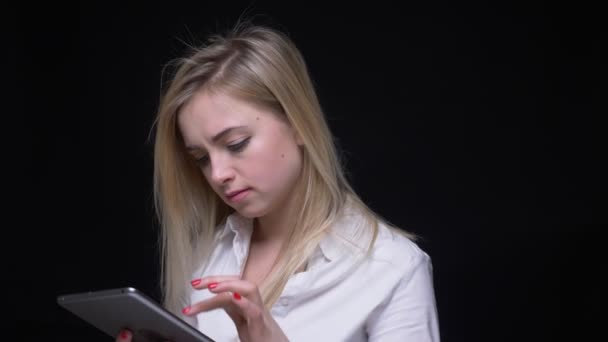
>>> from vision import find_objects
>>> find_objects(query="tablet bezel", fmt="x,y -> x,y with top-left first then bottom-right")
57,287 -> 214,342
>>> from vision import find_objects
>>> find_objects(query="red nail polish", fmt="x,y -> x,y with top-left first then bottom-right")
208,282 -> 218,289
182,306 -> 191,314
191,279 -> 201,286
233,292 -> 241,300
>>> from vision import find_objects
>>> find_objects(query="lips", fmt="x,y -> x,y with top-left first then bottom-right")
225,188 -> 250,199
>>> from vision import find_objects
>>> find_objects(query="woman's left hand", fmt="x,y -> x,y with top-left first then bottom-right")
186,276 -> 289,342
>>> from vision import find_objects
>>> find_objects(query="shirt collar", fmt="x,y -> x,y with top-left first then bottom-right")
317,206 -> 372,262
217,205 -> 371,263
218,212 -> 253,240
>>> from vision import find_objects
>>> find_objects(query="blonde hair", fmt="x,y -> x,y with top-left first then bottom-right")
153,23 -> 413,314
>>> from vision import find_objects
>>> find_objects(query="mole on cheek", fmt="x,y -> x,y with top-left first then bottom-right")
281,154 -> 285,158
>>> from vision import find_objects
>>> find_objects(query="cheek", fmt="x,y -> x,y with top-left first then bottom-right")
199,168 -> 219,193
246,135 -> 302,188
201,170 -> 215,188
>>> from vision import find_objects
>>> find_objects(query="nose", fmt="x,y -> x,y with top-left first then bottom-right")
208,155 -> 235,186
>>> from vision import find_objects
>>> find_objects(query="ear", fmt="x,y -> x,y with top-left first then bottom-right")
295,131 -> 304,146
287,121 -> 304,146
291,127 -> 304,146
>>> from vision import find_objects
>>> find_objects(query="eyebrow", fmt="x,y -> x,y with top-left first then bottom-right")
186,125 -> 247,151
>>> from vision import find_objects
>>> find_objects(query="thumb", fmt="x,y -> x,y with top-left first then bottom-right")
115,329 -> 132,341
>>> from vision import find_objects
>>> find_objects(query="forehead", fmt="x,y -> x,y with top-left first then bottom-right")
179,90 -> 264,132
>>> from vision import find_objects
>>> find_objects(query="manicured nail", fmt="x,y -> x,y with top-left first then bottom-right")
208,282 -> 218,290
191,279 -> 201,287
233,292 -> 241,300
182,306 -> 191,314
120,330 -> 130,339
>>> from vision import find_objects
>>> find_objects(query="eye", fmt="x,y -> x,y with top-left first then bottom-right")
195,154 -> 210,166
227,137 -> 250,153
191,137 -> 250,167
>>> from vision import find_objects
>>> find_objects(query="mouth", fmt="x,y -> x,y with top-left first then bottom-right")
225,188 -> 251,201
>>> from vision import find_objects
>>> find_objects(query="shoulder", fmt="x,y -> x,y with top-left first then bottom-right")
364,225 -> 441,341
370,222 -> 431,268
328,204 -> 431,276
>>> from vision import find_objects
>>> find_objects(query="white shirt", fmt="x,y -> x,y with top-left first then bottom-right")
188,207 -> 440,341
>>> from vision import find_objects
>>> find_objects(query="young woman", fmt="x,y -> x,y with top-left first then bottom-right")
117,23 -> 439,342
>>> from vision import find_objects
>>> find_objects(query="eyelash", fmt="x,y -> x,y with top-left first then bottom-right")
227,137 -> 250,153
195,137 -> 251,166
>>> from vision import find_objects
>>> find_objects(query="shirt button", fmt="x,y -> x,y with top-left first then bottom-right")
279,297 -> 289,306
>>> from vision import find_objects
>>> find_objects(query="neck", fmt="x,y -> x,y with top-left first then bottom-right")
253,214 -> 292,244
253,189 -> 301,245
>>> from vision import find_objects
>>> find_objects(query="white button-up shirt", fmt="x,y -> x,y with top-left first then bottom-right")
188,208 -> 440,341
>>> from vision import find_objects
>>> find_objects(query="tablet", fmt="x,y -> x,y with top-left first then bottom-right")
57,287 -> 214,342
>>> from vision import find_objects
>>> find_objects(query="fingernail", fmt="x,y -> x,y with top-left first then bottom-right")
208,282 -> 218,290
233,292 -> 241,300
120,329 -> 130,339
182,306 -> 191,314
190,279 -> 201,287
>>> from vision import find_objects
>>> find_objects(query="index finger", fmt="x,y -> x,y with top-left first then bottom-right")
186,291 -> 234,315
190,275 -> 241,290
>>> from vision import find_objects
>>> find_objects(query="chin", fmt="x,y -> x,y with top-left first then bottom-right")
233,204 -> 269,219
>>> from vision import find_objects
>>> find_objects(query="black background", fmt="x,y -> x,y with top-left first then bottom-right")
6,1 -> 605,341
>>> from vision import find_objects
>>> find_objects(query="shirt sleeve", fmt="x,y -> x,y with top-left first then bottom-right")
366,253 -> 441,341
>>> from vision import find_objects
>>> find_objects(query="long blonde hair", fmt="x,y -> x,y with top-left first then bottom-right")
153,23 -> 412,314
